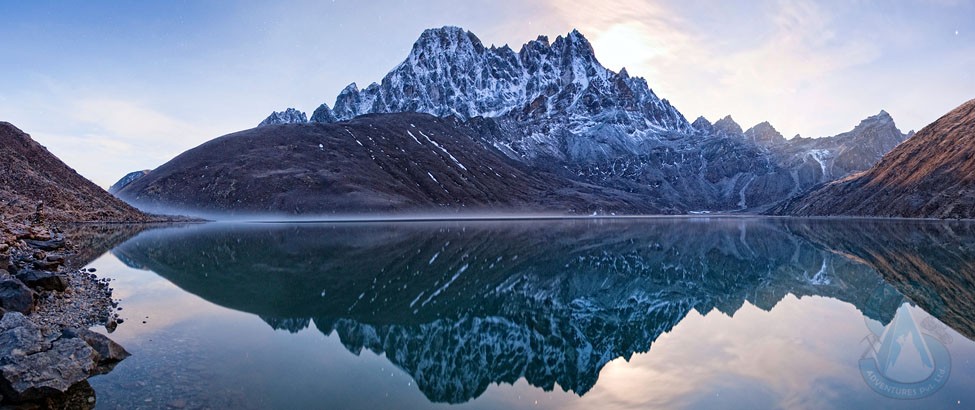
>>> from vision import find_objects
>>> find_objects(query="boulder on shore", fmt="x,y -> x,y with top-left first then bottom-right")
0,280 -> 35,315
0,313 -> 97,402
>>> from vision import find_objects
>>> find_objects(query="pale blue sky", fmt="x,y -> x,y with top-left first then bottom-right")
1,0 -> 973,187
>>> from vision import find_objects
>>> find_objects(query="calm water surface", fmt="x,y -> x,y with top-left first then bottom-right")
82,218 -> 975,409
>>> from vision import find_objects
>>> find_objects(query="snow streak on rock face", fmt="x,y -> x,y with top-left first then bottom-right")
258,108 -> 308,126
771,110 -> 909,191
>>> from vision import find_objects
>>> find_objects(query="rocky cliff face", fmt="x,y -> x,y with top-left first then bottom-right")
771,99 -> 975,218
764,110 -> 910,197
0,122 -> 152,223
744,121 -> 786,146
309,103 -> 336,123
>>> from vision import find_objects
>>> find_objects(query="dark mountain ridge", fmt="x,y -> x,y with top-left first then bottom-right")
116,113 -> 663,217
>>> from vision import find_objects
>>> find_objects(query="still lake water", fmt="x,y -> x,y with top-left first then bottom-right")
79,217 -> 975,409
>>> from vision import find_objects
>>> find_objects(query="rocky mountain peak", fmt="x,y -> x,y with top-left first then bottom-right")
310,103 -> 337,123
770,98 -> 975,218
326,26 -> 692,140
845,110 -> 904,142
744,121 -> 785,145
258,108 -> 308,127
551,29 -> 598,62
713,115 -> 743,135
411,26 -> 485,58
108,170 -> 151,195
691,116 -> 714,134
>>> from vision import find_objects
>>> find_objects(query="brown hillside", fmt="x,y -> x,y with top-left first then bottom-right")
116,113 -> 666,217
0,122 -> 152,222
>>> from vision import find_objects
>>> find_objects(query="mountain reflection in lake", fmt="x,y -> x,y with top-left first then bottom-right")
86,218 -> 975,409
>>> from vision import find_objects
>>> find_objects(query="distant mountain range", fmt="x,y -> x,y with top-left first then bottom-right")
771,98 -> 975,218
0,122 -> 151,222
117,26 -> 938,217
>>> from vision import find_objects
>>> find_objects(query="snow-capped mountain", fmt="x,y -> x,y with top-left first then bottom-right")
312,27 -> 691,163
310,103 -> 337,123
241,26 -> 909,212
258,108 -> 308,126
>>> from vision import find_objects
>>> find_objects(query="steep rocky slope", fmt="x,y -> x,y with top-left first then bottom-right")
772,99 -> 975,218
116,113 -> 662,217
0,122 -> 151,223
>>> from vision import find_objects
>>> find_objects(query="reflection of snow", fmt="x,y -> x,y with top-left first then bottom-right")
804,258 -> 831,285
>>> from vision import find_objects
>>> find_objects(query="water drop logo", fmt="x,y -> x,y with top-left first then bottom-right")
859,303 -> 951,399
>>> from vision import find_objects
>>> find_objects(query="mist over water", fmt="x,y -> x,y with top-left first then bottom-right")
83,217 -> 975,409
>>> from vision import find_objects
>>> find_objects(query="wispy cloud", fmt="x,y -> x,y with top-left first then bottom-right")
69,98 -> 206,147
16,96 -> 226,187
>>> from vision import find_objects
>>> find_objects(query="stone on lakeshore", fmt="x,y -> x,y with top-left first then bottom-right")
0,280 -> 35,314
15,270 -> 68,292
0,312 -> 46,356
0,337 -> 96,402
0,313 -> 99,402
23,238 -> 65,252
62,328 -> 130,371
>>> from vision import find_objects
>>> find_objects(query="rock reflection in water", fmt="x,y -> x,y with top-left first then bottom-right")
111,218 -> 975,404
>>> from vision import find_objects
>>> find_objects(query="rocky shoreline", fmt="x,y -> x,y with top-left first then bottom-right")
0,218 -> 128,406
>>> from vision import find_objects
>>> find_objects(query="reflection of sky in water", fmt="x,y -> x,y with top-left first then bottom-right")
82,219 -> 975,410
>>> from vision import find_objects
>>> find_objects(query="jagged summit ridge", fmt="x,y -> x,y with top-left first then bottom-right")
259,108 -> 307,127
318,26 -> 691,138
691,116 -> 714,134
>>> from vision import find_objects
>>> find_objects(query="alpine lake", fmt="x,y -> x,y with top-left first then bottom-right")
72,217 -> 975,409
